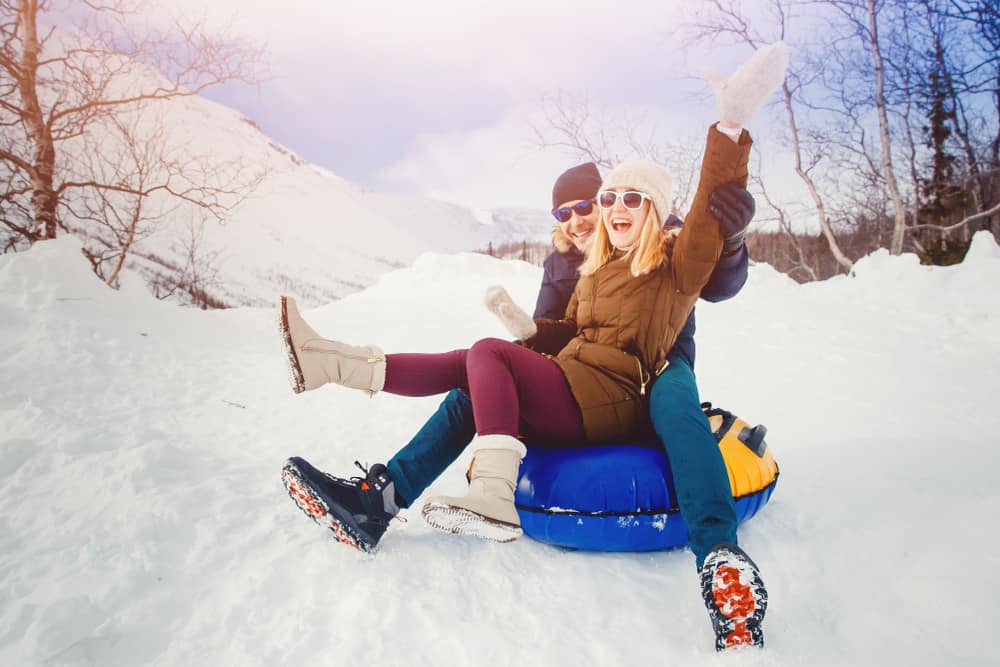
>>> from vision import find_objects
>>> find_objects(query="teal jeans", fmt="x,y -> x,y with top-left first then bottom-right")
387,389 -> 475,507
650,355 -> 738,568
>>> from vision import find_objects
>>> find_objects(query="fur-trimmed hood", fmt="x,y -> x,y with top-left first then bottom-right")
552,224 -> 574,254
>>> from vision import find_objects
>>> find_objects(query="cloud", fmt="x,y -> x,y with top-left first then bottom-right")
376,106 -> 582,211
373,97 -> 711,212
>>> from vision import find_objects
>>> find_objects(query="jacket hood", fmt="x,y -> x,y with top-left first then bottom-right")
552,224 -> 574,254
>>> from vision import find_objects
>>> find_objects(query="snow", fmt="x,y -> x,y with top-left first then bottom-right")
2,234 -> 999,666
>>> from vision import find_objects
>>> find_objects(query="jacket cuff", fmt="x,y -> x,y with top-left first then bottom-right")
720,242 -> 747,260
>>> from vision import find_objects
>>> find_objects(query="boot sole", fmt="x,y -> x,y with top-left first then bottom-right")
701,547 -> 767,651
281,461 -> 377,554
278,296 -> 306,394
422,501 -> 523,543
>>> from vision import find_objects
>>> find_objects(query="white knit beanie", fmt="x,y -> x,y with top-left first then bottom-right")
600,160 -> 674,226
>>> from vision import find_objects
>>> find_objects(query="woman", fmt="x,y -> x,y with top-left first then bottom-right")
279,42 -> 787,651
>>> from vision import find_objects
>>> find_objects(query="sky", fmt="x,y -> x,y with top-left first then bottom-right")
166,0 -> 785,212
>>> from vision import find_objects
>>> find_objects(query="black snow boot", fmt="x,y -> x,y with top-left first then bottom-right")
281,457 -> 398,553
699,542 -> 768,651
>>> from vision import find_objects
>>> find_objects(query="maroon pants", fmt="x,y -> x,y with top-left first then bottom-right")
383,337 -> 585,442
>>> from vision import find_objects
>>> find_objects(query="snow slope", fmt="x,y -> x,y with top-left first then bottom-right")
1,234 -> 999,666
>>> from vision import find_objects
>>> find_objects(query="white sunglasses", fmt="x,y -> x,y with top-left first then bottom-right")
597,190 -> 650,209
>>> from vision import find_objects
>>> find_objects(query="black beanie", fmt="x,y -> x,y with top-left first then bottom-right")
552,162 -> 602,209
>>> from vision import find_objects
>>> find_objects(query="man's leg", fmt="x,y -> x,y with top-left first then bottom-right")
650,355 -> 768,650
386,389 -> 476,508
282,350 -> 474,551
649,355 -> 737,568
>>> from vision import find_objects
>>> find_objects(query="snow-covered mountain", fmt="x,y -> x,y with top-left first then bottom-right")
1,233 -> 997,666
113,96 -> 554,307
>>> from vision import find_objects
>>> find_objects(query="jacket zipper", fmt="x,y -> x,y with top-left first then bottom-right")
634,355 -> 650,396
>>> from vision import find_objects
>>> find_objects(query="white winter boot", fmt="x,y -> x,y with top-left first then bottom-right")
421,434 -> 526,542
278,296 -> 386,395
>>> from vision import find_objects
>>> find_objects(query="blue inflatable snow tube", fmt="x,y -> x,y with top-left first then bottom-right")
513,409 -> 779,552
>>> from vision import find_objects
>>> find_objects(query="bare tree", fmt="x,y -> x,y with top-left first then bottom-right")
533,91 -> 618,170
935,0 -> 1000,237
65,110 -> 266,288
874,0 -> 1000,258
867,0 -> 909,253
147,216 -> 225,309
823,0 -> 1000,259
678,0 -> 997,272
753,165 -> 820,281
909,182 -> 1000,232
879,4 -> 928,256
681,0 -> 855,273
0,0 -> 267,249
74,113 -> 172,286
532,92 -> 702,214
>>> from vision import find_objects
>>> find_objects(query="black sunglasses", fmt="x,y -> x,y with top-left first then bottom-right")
551,200 -> 595,223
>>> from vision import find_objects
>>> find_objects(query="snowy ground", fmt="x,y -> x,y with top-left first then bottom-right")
2,235 -> 999,666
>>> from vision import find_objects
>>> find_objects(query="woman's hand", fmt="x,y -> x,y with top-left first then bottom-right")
703,42 -> 789,127
484,286 -> 538,340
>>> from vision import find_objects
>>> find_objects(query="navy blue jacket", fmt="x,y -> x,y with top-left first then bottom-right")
532,244 -> 749,369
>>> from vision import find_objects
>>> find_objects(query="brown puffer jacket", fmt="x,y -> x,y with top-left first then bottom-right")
526,125 -> 752,443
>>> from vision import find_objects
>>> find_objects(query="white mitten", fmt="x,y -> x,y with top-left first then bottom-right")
703,41 -> 789,126
484,286 -> 538,340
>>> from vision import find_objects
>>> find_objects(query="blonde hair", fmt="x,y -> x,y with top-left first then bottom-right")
579,205 -> 669,277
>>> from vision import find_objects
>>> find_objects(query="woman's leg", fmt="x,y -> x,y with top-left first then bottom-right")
383,338 -> 584,442
383,349 -> 470,396
466,337 -> 584,441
